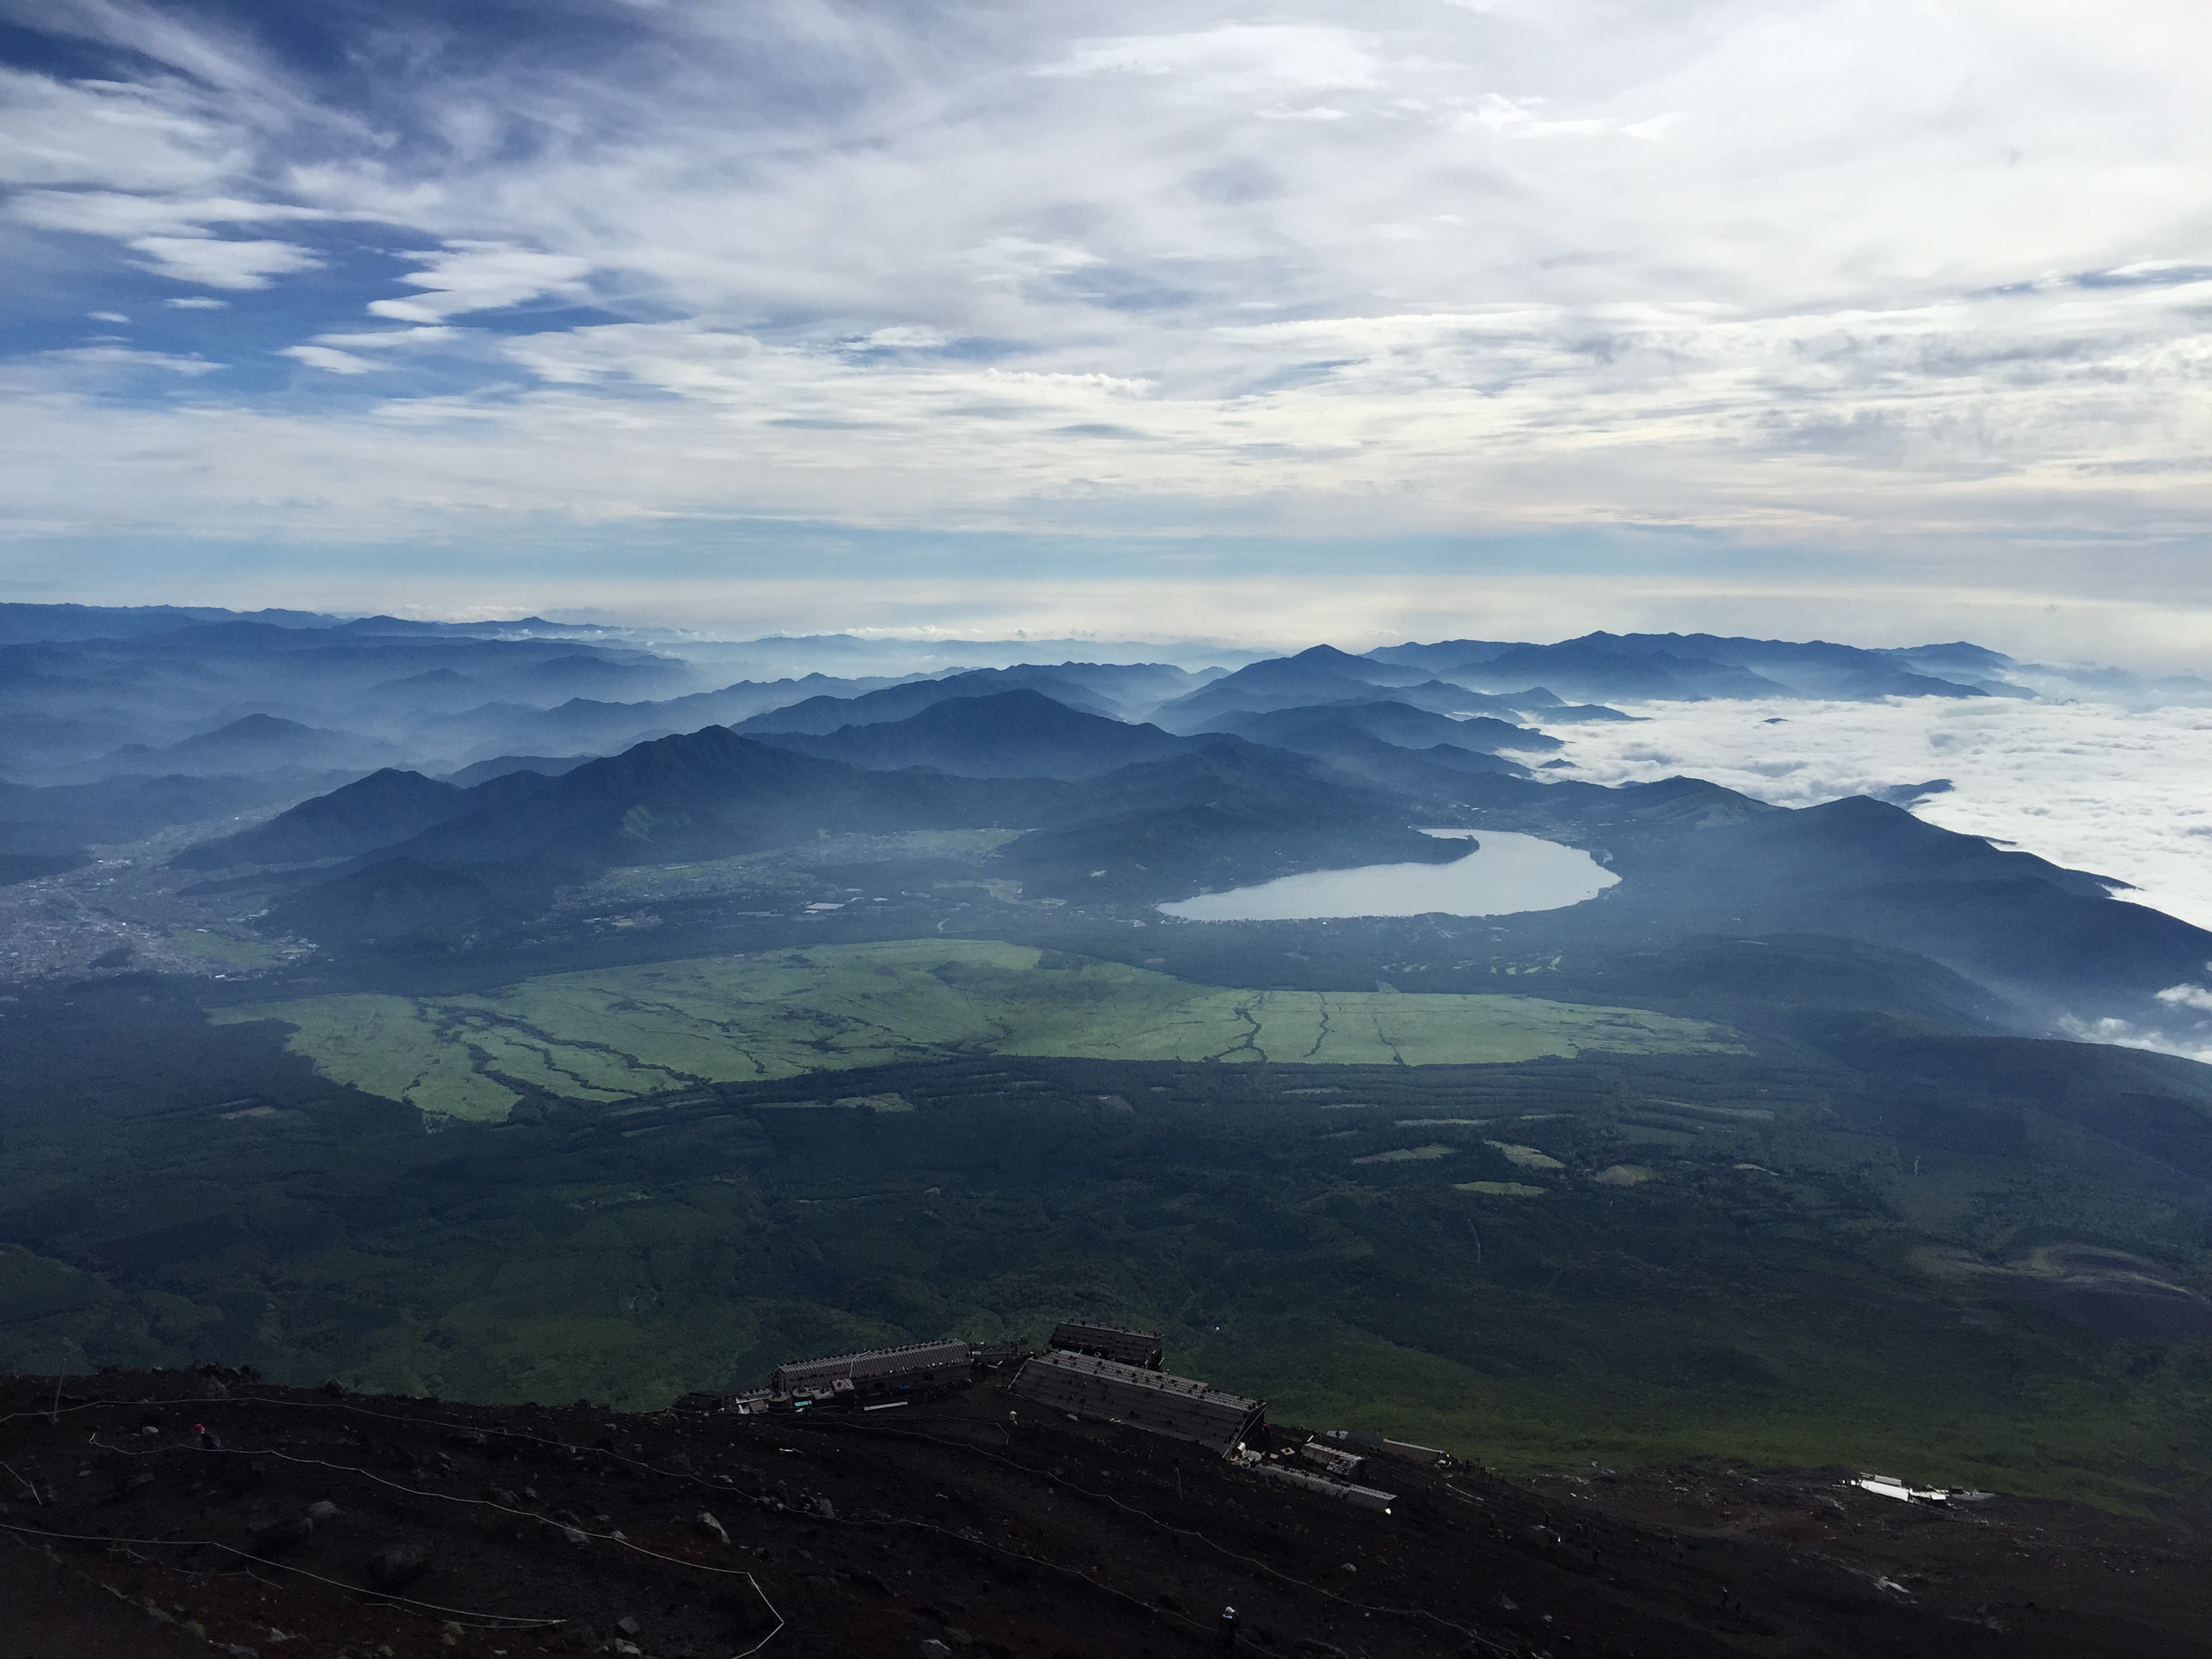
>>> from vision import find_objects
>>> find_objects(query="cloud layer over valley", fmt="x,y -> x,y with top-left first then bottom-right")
1552,691 -> 2212,1059
1557,695 -> 2212,931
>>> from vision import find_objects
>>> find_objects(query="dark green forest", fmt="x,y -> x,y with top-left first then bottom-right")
5,970 -> 2209,1511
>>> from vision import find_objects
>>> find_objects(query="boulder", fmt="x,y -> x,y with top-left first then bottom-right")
367,1542 -> 433,1589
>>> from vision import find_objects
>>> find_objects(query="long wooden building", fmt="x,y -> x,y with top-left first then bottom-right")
1048,1320 -> 1164,1370
770,1338 -> 972,1402
1011,1350 -> 1263,1455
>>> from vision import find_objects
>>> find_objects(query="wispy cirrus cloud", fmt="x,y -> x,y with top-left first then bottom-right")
9,188 -> 327,237
0,62 -> 241,192
280,344 -> 379,375
369,243 -> 595,323
28,343 -> 222,377
1035,23 -> 1384,98
127,232 -> 319,288
0,0 -> 2208,651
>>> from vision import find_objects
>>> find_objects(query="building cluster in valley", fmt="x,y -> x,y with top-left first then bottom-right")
714,1319 -> 1450,1517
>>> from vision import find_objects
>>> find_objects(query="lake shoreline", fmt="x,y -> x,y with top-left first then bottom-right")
1158,830 -> 1620,922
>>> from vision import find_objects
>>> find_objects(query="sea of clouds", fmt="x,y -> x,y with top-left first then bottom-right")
1549,694 -> 2212,1059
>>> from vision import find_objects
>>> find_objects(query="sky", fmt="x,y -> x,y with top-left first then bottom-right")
3,0 -> 2211,655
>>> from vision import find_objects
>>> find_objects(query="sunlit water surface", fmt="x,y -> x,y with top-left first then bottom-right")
1157,830 -> 1618,922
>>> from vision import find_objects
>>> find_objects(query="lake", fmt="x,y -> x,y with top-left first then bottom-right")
1156,830 -> 1619,922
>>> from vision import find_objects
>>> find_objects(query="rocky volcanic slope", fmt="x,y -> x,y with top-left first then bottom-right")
3,1368 -> 2209,1659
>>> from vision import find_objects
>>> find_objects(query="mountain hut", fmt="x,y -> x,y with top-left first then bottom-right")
769,1337 -> 972,1403
1049,1319 -> 1165,1370
1010,1350 -> 1263,1456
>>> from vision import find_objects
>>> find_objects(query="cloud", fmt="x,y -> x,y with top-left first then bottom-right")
0,0 -> 2210,653
280,325 -> 460,375
87,309 -> 127,322
0,64 -> 241,191
2057,1012 -> 2212,1066
1035,25 -> 1382,98
1551,695 -> 2212,930
367,243 -> 594,323
2156,983 -> 2212,1013
312,326 -> 456,349
6,0 -> 281,97
851,325 -> 950,350
37,344 -> 220,374
9,188 -> 329,239
283,344 -> 380,375
164,295 -> 228,309
1454,94 -> 1679,140
127,234 -> 321,289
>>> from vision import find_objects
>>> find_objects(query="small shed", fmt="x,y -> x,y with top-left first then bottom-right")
1049,1320 -> 1165,1370
1011,1351 -> 1263,1456
1296,1440 -> 1368,1482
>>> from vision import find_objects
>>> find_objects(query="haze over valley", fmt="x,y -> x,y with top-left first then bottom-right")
7,3 -> 2212,1652
6,608 -> 2212,1515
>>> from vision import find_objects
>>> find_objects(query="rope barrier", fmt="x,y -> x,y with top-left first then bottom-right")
3,1380 -> 1516,1658
80,1433 -> 787,1655
1,1391 -> 787,1656
0,1516 -> 565,1629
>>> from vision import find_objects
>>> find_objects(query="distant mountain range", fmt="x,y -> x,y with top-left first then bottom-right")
171,766 -> 499,870
752,690 -> 1204,777
1368,632 -> 2027,702
734,663 -> 1208,735
14,605 -> 2212,1551
148,651 -> 2210,1041
0,602 -> 602,645
83,714 -> 408,781
0,609 -> 2050,800
185,711 -> 1452,893
1,609 -> 2173,926
1199,698 -> 1560,755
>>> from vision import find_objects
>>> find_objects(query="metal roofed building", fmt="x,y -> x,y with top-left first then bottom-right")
1049,1320 -> 1164,1370
1327,1428 -> 1450,1467
770,1337 -> 972,1402
1248,1461 -> 1396,1513
1011,1350 -> 1263,1455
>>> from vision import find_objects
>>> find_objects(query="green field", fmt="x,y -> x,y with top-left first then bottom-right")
214,939 -> 1742,1122
167,930 -> 282,968
12,975 -> 2212,1508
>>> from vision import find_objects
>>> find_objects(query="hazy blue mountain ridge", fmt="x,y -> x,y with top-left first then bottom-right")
354,726 -> 1054,870
734,667 -> 1126,735
1368,631 -> 2021,701
83,714 -> 408,781
441,754 -> 599,787
169,767 -> 480,869
1200,699 -> 1561,754
1449,640 -> 1795,700
1426,773 -> 2199,1019
750,690 -> 1207,778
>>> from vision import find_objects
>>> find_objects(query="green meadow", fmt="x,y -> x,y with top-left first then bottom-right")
9,978 -> 2212,1508
215,938 -> 1742,1122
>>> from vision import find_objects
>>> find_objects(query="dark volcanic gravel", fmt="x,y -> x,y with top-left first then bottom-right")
3,1367 -> 2209,1658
